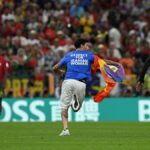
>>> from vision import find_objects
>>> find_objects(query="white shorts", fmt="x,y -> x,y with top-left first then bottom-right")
60,79 -> 86,109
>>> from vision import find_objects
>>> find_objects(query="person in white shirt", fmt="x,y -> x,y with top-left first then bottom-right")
1,7 -> 16,23
107,41 -> 122,59
12,29 -> 28,47
27,30 -> 40,45
109,26 -> 122,49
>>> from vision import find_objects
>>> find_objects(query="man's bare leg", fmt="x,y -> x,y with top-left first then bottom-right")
59,108 -> 70,136
61,108 -> 68,130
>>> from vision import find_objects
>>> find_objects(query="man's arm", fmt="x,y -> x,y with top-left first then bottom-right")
138,57 -> 150,83
104,59 -> 121,66
52,64 -> 65,77
53,53 -> 67,74
53,64 -> 59,72
136,56 -> 150,91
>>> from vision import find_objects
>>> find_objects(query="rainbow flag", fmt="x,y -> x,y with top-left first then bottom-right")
92,55 -> 125,102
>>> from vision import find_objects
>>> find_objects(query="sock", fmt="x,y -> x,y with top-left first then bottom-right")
64,128 -> 68,131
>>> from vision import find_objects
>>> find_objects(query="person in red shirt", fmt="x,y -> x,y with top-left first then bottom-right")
0,55 -> 12,114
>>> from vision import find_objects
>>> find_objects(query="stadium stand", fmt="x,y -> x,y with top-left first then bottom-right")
0,0 -> 150,97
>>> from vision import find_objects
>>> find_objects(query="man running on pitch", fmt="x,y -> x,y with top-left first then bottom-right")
53,39 -> 94,136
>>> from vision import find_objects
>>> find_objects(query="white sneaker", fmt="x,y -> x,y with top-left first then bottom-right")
59,129 -> 70,136
71,95 -> 81,112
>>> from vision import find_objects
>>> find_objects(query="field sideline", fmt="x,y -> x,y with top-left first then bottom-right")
0,122 -> 150,150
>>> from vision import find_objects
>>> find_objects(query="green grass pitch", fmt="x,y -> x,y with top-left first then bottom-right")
0,122 -> 150,150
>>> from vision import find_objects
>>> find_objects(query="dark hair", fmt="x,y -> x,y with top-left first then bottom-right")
74,39 -> 88,49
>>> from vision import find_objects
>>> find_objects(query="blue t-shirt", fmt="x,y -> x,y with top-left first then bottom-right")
58,50 -> 94,82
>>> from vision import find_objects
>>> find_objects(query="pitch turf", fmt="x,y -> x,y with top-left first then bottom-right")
0,122 -> 150,150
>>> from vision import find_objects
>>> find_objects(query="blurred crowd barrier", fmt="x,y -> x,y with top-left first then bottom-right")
3,72 -> 150,98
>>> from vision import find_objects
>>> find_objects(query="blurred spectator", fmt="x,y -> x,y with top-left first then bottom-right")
27,30 -> 40,45
107,41 -> 122,60
70,0 -> 85,18
119,52 -> 134,75
42,2 -> 54,23
108,24 -> 122,49
11,48 -> 27,65
12,29 -> 27,48
44,48 -> 56,72
1,6 -> 16,23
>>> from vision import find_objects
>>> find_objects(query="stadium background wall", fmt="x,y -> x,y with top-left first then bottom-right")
0,98 -> 150,122
4,74 -> 55,97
